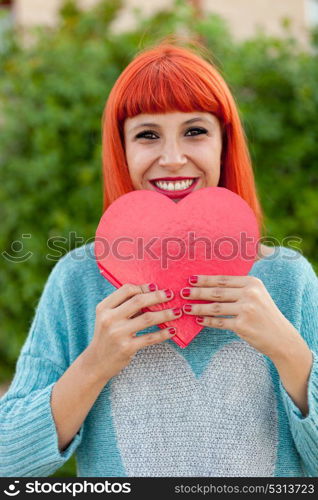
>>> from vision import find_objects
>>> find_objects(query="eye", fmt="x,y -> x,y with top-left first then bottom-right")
135,130 -> 158,140
185,127 -> 208,136
135,127 -> 208,140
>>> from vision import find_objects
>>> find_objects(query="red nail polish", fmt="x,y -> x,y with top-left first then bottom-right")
172,307 -> 182,316
196,316 -> 204,323
164,289 -> 173,299
148,283 -> 157,292
168,327 -> 176,336
189,275 -> 198,284
182,288 -> 191,297
183,304 -> 192,312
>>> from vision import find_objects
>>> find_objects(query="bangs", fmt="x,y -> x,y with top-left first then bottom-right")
117,56 -> 222,124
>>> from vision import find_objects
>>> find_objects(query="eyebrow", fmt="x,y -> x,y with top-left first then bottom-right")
130,117 -> 212,133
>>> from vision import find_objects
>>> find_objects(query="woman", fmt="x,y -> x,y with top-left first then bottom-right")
0,42 -> 317,478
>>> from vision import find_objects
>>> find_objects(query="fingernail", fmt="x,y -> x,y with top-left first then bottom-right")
181,287 -> 191,297
164,289 -> 173,299
172,307 -> 182,316
196,316 -> 204,323
168,327 -> 176,336
183,304 -> 192,313
148,283 -> 157,292
189,275 -> 198,284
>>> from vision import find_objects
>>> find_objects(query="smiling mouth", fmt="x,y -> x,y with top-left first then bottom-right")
148,177 -> 200,200
149,178 -> 199,192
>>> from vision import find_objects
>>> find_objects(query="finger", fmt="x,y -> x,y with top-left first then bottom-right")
188,275 -> 249,288
195,315 -> 237,330
130,310 -> 143,319
132,327 -> 177,350
115,288 -> 175,320
182,302 -> 239,316
125,306 -> 182,335
98,282 -> 155,310
180,286 -> 241,302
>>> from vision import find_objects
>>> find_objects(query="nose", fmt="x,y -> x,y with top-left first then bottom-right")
158,138 -> 187,170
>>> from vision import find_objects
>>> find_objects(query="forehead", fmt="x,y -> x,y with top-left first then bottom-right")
124,111 -> 216,132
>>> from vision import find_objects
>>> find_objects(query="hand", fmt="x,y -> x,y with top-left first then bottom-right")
89,283 -> 182,382
180,274 -> 303,361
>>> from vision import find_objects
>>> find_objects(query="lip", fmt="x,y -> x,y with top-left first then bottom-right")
150,176 -> 198,182
150,178 -> 199,199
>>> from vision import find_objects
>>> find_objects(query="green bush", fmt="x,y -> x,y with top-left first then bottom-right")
0,0 -> 317,477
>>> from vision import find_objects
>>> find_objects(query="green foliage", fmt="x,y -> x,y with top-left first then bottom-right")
1,0 -> 317,477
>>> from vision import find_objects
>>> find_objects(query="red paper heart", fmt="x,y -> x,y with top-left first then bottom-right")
94,187 -> 260,347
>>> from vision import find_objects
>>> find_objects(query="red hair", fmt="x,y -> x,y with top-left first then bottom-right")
101,41 -> 265,235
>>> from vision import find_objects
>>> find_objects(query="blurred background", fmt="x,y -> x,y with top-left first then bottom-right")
1,0 -> 318,477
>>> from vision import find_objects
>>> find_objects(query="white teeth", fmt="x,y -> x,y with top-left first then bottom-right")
154,179 -> 195,191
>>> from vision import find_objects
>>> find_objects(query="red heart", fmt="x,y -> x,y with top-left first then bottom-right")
94,186 -> 260,348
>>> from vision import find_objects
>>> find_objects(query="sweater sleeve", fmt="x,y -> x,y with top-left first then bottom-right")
0,256 -> 84,477
279,257 -> 318,477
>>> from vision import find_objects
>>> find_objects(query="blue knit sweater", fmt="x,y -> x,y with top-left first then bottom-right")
1,242 -> 318,477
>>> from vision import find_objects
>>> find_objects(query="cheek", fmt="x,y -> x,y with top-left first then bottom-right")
126,145 -> 154,177
195,141 -> 222,168
126,146 -> 150,183
193,142 -> 221,184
